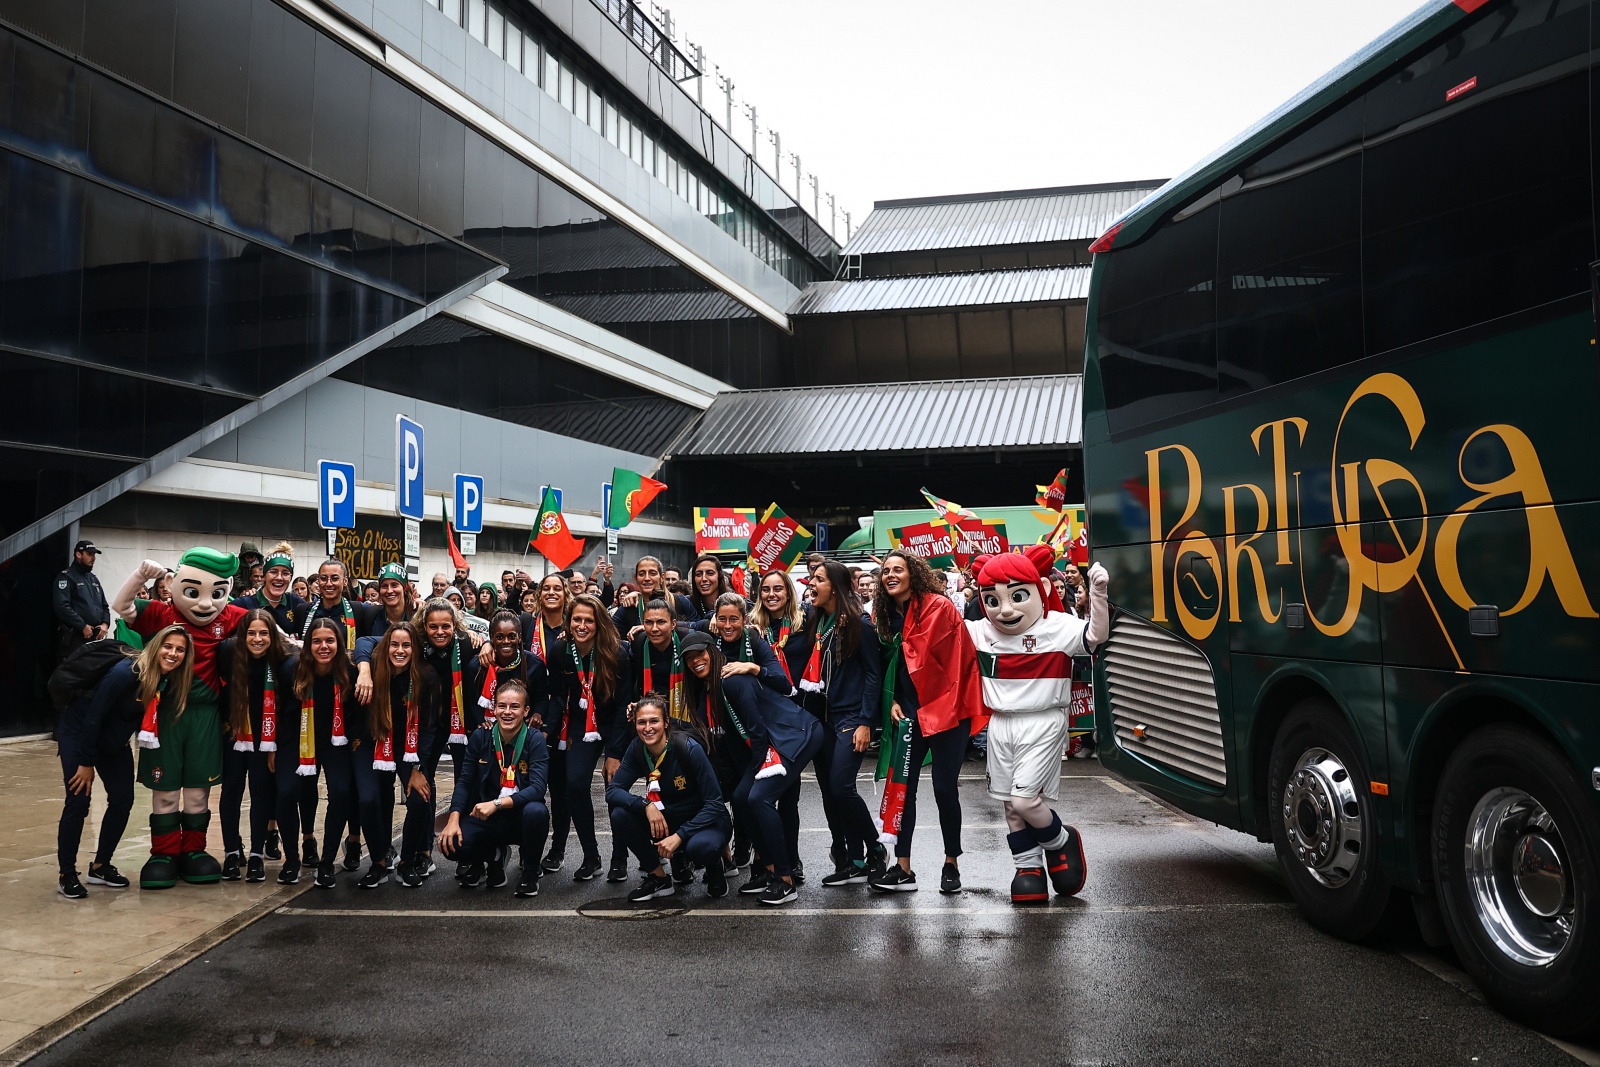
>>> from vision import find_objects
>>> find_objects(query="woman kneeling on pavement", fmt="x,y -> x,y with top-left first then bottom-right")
438,680 -> 550,897
607,692 -> 732,902
681,631 -> 822,906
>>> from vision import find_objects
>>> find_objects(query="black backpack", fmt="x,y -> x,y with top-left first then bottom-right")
48,640 -> 138,711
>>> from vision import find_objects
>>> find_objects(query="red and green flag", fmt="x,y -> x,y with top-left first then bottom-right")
919,486 -> 976,523
746,503 -> 813,572
609,468 -> 667,530
529,487 -> 586,570
443,497 -> 468,574
1035,468 -> 1070,511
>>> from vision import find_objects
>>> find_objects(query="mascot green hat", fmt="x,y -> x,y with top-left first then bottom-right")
177,547 -> 239,578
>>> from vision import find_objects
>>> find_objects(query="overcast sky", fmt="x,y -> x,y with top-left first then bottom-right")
664,0 -> 1425,237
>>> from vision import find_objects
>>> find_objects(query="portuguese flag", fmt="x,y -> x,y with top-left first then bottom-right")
609,467 -> 667,530
529,487 -> 585,570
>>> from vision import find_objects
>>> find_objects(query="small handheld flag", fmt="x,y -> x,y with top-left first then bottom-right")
609,468 -> 667,530
444,497 -> 468,574
1035,468 -> 1070,511
529,487 -> 586,570
919,486 -> 976,523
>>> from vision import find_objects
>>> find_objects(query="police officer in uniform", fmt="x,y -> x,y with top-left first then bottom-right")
54,540 -> 110,655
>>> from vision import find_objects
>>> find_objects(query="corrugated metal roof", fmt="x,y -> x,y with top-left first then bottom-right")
844,182 -> 1165,257
668,375 -> 1081,458
788,265 -> 1090,316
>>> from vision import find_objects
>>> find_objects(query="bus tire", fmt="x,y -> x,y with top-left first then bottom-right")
1433,726 -> 1600,1038
1267,698 -> 1391,940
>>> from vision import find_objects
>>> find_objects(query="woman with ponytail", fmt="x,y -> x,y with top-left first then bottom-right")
275,617 -> 356,889
219,610 -> 292,883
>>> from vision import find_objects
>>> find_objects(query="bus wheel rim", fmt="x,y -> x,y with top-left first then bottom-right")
1282,746 -> 1362,889
1465,787 -> 1573,968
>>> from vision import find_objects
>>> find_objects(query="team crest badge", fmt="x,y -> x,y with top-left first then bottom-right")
540,513 -> 561,534
1023,635 -> 1037,652
673,775 -> 687,790
213,623 -> 224,637
151,767 -> 163,783
518,761 -> 528,773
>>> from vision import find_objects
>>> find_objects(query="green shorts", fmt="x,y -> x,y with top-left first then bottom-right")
138,700 -> 224,790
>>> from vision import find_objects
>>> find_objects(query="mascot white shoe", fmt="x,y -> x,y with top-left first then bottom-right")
967,546 -> 1109,904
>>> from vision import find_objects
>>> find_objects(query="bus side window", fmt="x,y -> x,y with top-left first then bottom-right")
1096,205 -> 1219,433
1361,0 -> 1592,356
1217,101 -> 1363,397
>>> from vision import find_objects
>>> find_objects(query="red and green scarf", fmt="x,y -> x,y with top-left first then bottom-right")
646,743 -> 668,810
798,613 -> 834,694
479,650 -> 522,709
495,723 -> 529,798
373,678 -> 417,771
765,619 -> 794,686
641,633 -> 687,722
298,681 -> 345,775
135,677 -> 167,750
446,638 -> 467,746
566,643 -> 602,745
303,598 -> 356,650
234,662 -> 277,752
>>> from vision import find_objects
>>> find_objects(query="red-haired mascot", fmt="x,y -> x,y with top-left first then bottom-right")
967,546 -> 1108,904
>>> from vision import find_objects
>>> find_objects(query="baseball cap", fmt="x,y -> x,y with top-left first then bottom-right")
74,540 -> 101,554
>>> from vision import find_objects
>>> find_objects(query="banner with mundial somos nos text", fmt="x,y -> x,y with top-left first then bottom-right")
888,517 -> 1008,569
746,503 -> 813,571
693,506 -> 759,554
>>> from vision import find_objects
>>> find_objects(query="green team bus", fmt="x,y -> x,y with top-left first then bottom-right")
1082,0 -> 1600,1036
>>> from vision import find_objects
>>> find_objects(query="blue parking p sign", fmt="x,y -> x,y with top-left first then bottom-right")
395,415 -> 425,520
318,460 -> 355,530
453,473 -> 484,534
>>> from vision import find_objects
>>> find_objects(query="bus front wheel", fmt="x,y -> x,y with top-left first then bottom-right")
1433,726 -> 1600,1038
1267,699 -> 1392,940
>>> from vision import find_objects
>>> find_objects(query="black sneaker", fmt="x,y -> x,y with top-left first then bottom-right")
731,843 -> 752,869
869,865 -> 918,893
939,861 -> 962,895
738,869 -> 771,896
245,856 -> 266,883
829,842 -> 848,871
359,865 -> 389,889
277,861 -> 301,885
791,858 -> 806,886
221,853 -> 242,881
540,850 -> 565,873
342,837 -> 362,872
866,842 -> 889,879
458,861 -> 485,888
574,855 -> 602,881
514,872 -> 540,898
722,853 -> 740,875
821,862 -> 868,887
628,873 -> 676,902
301,836 -> 318,868
670,854 -> 693,885
486,854 -> 508,890
416,854 -> 436,878
58,871 -> 87,899
705,867 -> 728,898
759,879 -> 798,906
396,862 -> 423,888
264,828 -> 282,861
86,863 -> 130,889
606,859 -> 629,883
314,862 -> 336,889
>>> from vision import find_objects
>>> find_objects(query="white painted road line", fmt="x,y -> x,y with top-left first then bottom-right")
276,902 -> 1296,920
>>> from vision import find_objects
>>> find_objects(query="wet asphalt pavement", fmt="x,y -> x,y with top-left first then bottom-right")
31,763 -> 1600,1067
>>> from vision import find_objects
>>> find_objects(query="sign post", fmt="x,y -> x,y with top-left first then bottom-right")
602,481 -> 617,559
453,473 -> 483,557
318,459 -> 355,560
395,416 -> 425,581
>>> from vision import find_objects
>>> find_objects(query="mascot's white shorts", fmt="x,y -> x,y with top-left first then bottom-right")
986,708 -> 1069,802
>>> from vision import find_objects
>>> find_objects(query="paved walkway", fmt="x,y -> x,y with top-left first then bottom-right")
0,738 -> 455,1065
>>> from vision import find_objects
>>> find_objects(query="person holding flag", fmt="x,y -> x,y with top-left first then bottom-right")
542,593 -> 633,883
869,549 -> 988,895
438,679 -> 550,897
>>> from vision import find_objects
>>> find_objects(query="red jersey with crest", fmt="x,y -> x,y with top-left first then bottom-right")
134,599 -> 248,698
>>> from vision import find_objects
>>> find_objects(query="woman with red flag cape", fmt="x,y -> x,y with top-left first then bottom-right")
869,550 -> 988,895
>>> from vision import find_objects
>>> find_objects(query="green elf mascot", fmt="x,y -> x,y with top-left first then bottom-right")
114,549 -> 249,889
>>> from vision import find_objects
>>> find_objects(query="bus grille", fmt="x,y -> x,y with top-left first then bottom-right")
1103,614 -> 1227,787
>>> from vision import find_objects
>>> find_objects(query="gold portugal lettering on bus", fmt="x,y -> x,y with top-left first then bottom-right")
1145,371 -> 1596,665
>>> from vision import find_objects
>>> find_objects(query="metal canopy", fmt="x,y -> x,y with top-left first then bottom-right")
788,264 -> 1091,316
844,181 -> 1164,257
667,374 -> 1082,459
